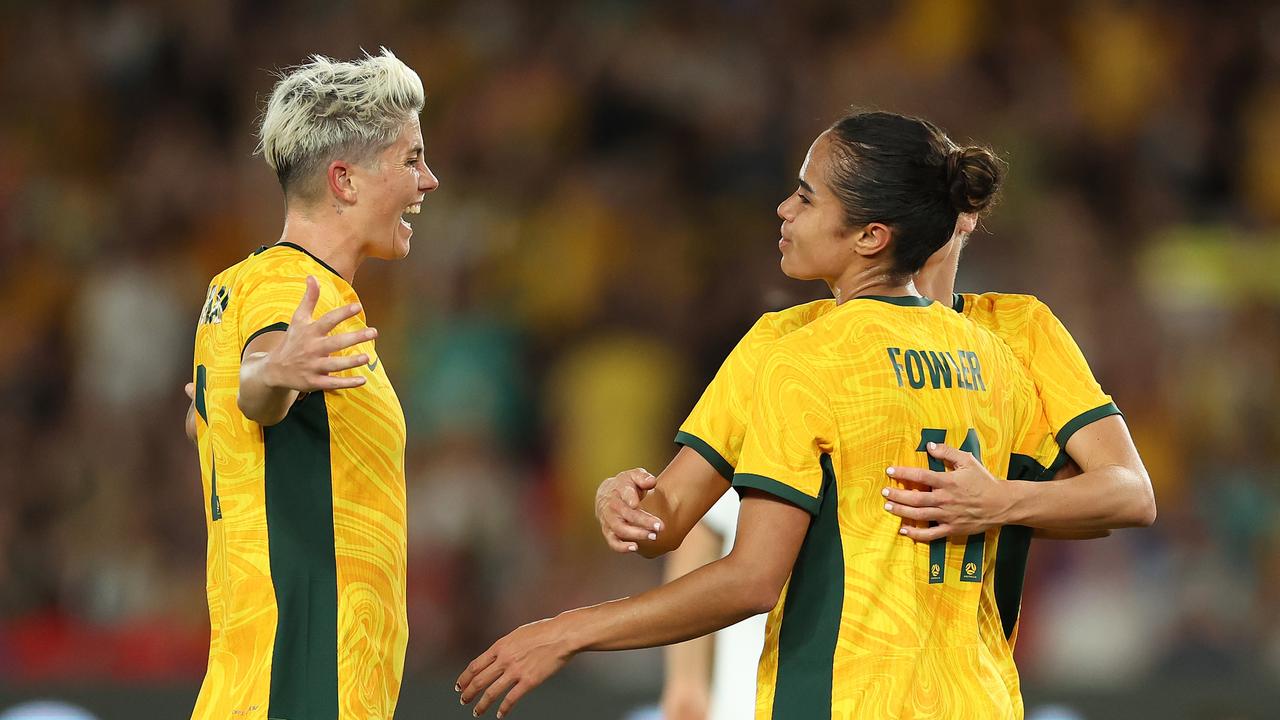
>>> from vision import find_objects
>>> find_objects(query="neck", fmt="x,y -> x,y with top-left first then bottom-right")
915,239 -> 962,303
278,207 -> 364,284
827,263 -> 917,305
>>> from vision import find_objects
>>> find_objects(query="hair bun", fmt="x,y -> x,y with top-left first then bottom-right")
945,146 -> 1005,214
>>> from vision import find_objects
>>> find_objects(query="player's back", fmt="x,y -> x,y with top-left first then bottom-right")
734,295 -> 1054,720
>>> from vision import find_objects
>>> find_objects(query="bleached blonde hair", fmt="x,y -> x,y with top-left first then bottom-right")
257,48 -> 424,201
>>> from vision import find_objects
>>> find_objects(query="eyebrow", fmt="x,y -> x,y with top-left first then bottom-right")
798,178 -> 815,194
408,145 -> 423,157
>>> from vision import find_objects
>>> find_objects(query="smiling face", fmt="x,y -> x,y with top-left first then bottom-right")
350,115 -> 439,260
775,132 -> 862,282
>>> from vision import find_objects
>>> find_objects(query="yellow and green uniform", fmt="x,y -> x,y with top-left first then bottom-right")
675,293 -> 1118,718
735,296 -> 1058,719
189,242 -> 407,720
953,292 -> 1120,647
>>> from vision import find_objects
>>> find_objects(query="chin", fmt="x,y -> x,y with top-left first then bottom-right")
779,255 -> 806,280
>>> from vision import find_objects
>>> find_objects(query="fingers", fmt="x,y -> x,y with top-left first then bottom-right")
460,658 -> 507,707
881,487 -> 936,508
471,671 -> 518,717
606,501 -> 663,543
316,353 -> 370,373
456,649 -> 497,700
184,382 -> 195,401
322,327 -> 377,353
883,501 -> 943,523
602,528 -> 638,553
312,374 -> 367,391
496,681 -> 533,718
899,523 -> 953,543
626,468 -> 657,491
926,442 -> 972,468
292,275 -> 320,324
314,302 -> 364,335
885,465 -> 944,488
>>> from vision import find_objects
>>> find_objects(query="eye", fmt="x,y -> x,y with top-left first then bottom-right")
797,190 -> 811,205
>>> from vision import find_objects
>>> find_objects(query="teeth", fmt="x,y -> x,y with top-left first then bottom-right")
404,203 -> 421,215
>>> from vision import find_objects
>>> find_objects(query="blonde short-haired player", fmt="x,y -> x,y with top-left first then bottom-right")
184,48 -> 438,720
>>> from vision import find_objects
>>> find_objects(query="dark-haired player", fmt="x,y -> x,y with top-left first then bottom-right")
457,112 -> 1082,718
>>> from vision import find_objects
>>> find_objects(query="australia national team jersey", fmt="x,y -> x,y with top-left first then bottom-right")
676,299 -> 836,477
953,292 -> 1120,652
189,243 -> 408,720
685,295 -> 1056,719
953,293 -> 1119,448
676,292 -> 1119,719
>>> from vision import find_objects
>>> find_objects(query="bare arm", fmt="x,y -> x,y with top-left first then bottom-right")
1008,415 -> 1156,531
660,522 -> 722,720
237,276 -> 374,426
595,445 -> 729,557
457,490 -> 809,717
883,415 -> 1156,541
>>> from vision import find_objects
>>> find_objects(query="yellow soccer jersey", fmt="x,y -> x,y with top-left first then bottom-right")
954,293 -> 1119,447
676,299 -> 836,479
732,296 -> 1058,720
189,242 -> 408,720
954,292 -> 1121,646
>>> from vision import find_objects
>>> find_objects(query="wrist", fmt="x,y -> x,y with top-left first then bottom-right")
552,609 -> 592,656
1001,481 -> 1033,525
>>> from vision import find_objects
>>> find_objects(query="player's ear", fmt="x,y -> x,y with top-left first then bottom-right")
327,160 -> 357,204
852,222 -> 892,257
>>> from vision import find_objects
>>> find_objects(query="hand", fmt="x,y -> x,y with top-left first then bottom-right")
261,276 -> 376,392
595,468 -> 663,552
184,382 -> 197,444
456,617 -> 576,718
660,681 -> 710,720
882,442 -> 1013,542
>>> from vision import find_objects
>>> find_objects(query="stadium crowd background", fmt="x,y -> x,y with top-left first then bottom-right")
1,1 -> 1278,718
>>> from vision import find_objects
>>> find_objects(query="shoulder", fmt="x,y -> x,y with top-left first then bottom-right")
753,299 -> 838,341
956,291 -> 1044,320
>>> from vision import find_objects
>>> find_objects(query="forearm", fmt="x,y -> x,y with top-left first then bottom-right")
561,557 -> 769,653
635,448 -> 729,558
1005,464 -> 1155,531
237,352 -> 299,426
662,524 -> 719,685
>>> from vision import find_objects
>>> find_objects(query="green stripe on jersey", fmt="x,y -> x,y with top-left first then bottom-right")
771,453 -> 843,719
992,453 -> 1051,638
264,391 -> 339,720
675,431 -> 734,482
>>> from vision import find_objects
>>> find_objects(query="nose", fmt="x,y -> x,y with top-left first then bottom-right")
777,195 -> 795,222
419,161 -> 440,193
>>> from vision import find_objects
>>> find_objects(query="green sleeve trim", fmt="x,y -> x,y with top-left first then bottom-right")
1055,401 -> 1122,449
242,321 -> 290,358
951,293 -> 965,312
674,431 -> 734,481
732,473 -> 821,515
1042,447 -> 1071,481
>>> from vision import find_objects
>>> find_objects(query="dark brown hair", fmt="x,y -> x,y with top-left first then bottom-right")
825,111 -> 1005,277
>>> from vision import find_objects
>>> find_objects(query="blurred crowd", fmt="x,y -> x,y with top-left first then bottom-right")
1,0 -> 1278,700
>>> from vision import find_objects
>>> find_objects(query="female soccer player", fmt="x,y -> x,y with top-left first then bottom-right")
186,49 -> 437,720
628,204 -> 1156,719
458,111 -> 1082,718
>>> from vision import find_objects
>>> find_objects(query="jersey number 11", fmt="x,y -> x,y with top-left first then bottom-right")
917,428 -> 983,585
